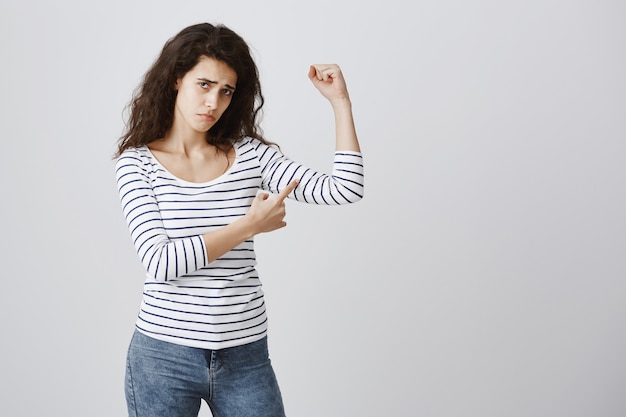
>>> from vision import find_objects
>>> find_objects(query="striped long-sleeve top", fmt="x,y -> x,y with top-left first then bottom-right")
115,137 -> 364,349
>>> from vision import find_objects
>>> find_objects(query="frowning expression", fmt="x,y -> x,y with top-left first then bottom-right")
173,55 -> 237,134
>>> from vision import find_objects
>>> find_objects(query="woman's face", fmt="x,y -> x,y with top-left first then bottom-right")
173,55 -> 238,135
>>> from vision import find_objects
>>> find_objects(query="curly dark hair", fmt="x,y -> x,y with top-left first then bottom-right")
115,23 -> 273,157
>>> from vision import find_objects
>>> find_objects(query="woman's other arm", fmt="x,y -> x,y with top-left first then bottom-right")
308,64 -> 361,153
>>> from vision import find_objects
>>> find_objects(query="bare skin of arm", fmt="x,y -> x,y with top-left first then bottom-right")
202,179 -> 299,262
308,64 -> 361,153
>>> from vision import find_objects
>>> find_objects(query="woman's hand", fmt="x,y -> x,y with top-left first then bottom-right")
201,179 -> 299,262
308,64 -> 361,152
308,64 -> 350,102
245,179 -> 299,234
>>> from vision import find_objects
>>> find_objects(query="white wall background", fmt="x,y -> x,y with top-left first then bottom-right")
1,1 -> 624,416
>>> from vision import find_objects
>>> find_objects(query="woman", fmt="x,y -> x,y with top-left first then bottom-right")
114,22 -> 363,417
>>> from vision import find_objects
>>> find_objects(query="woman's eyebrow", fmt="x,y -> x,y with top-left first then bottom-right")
196,78 -> 236,91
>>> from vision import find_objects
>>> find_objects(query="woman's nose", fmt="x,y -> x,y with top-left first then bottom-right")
205,91 -> 218,108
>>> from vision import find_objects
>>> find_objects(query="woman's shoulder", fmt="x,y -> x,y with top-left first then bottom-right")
115,146 -> 152,170
236,136 -> 261,148
118,145 -> 151,158
235,137 -> 282,156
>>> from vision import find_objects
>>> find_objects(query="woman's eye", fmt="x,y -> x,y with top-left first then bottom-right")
199,82 -> 209,89
222,89 -> 232,96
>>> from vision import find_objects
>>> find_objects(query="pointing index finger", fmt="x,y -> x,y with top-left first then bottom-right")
276,179 -> 299,202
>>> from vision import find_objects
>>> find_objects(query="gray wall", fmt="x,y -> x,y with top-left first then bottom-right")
1,1 -> 624,416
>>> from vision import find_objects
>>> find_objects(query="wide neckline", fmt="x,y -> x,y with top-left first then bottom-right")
143,144 -> 240,186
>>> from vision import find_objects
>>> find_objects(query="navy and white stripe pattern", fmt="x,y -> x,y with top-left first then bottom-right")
115,137 -> 364,349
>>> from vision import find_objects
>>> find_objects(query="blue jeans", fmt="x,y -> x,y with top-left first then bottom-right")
125,330 -> 286,417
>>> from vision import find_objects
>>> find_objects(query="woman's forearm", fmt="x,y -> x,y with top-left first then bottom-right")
331,97 -> 361,153
202,216 -> 256,263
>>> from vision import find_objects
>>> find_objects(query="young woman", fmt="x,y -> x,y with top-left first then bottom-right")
114,22 -> 363,417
